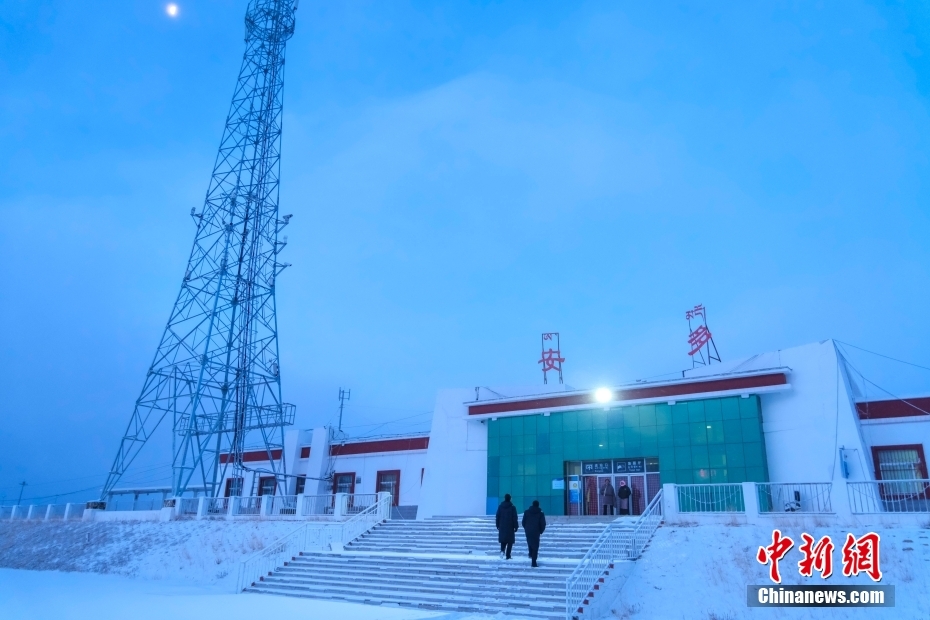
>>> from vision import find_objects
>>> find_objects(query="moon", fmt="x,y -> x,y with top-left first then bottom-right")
166,3 -> 179,17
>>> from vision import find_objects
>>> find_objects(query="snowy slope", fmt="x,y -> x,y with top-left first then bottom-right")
609,522 -> 930,620
0,520 -> 314,585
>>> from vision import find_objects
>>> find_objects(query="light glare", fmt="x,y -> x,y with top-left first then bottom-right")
595,388 -> 612,403
167,4 -> 179,17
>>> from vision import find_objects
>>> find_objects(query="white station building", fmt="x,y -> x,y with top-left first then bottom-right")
218,340 -> 930,519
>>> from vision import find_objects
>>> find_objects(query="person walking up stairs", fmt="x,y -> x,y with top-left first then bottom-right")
522,500 -> 547,568
495,493 -> 518,559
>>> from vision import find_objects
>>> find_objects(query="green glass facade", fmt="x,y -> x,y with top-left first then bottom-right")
486,395 -> 769,515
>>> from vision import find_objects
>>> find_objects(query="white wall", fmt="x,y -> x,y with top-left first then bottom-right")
327,451 -> 427,506
757,340 -> 872,485
418,388 -> 488,518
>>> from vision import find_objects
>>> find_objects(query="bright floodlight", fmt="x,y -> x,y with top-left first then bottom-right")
167,3 -> 179,17
595,388 -> 612,403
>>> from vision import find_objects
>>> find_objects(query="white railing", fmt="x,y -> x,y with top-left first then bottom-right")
234,496 -> 262,516
623,489 -> 664,560
676,483 -> 745,513
565,490 -> 663,620
178,498 -> 200,516
205,497 -> 230,516
235,492 -> 392,593
847,479 -> 930,514
268,495 -> 298,516
0,503 -> 83,521
46,504 -> 68,520
105,499 -> 161,512
302,494 -> 335,516
757,482 -> 832,514
345,494 -> 378,515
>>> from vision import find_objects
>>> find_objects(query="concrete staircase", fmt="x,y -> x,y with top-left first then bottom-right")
244,516 -> 615,619
347,516 -> 610,560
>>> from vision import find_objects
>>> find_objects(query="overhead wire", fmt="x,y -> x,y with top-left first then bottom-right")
835,340 -> 930,373
836,343 -> 930,416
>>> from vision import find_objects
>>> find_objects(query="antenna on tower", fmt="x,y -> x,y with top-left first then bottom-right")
338,388 -> 351,433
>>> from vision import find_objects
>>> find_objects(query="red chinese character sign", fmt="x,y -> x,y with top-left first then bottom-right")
685,303 -> 721,368
539,332 -> 565,384
756,530 -> 882,583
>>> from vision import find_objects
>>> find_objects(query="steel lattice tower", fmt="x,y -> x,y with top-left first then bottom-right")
102,0 -> 299,500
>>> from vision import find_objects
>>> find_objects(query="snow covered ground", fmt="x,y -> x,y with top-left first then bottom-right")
0,568 -> 509,620
0,519 -> 319,585
608,521 -> 930,620
1,520 -> 929,619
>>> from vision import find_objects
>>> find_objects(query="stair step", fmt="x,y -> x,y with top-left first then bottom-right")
242,516 -> 624,620
245,584 -> 565,619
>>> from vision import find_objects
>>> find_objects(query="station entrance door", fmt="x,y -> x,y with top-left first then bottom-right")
565,458 -> 660,516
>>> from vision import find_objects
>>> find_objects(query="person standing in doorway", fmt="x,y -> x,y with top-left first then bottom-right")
495,494 -> 518,559
616,479 -> 632,515
600,479 -> 616,515
522,500 -> 547,567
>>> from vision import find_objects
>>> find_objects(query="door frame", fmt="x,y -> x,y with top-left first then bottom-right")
376,470 -> 401,506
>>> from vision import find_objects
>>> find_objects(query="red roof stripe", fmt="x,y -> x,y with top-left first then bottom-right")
467,373 -> 788,416
329,437 -> 429,456
219,449 -> 282,464
856,398 -> 930,420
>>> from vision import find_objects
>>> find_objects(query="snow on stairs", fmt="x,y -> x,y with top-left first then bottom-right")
348,516 -> 610,560
244,516 -> 613,619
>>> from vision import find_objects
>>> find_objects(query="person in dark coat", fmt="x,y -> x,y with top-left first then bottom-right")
600,479 -> 616,515
495,494 -> 518,559
521,500 -> 547,567
616,479 -> 633,515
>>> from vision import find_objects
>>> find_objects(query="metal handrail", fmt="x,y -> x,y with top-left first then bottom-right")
676,483 -> 745,513
302,494 -> 335,516
233,496 -> 263,516
177,498 -> 200,516
757,482 -> 833,514
565,490 -> 663,620
847,479 -> 930,514
235,493 -> 391,593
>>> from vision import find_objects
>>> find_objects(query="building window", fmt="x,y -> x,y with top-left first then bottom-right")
295,476 -> 307,495
258,476 -> 277,496
224,477 -> 243,497
300,446 -> 311,459
333,472 -> 355,494
872,445 -> 928,481
376,470 -> 401,506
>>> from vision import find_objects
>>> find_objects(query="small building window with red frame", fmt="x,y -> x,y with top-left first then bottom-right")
224,477 -> 243,497
872,444 -> 929,501
872,445 -> 928,481
333,472 -> 355,495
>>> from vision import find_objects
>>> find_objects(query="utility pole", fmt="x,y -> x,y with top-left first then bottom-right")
16,481 -> 26,506
338,388 -> 351,433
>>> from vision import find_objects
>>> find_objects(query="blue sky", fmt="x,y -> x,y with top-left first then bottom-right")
1,1 -> 929,501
